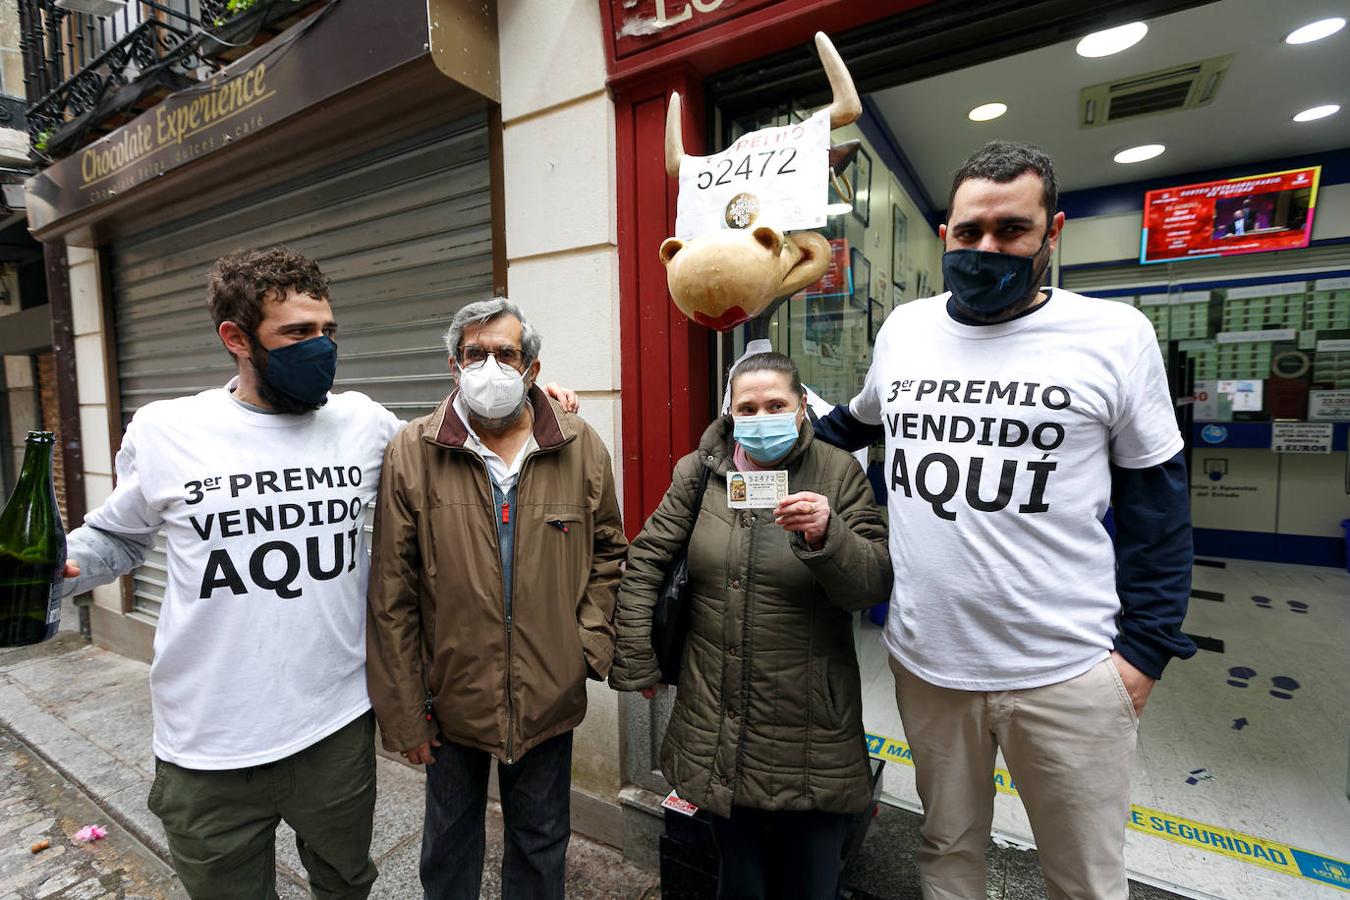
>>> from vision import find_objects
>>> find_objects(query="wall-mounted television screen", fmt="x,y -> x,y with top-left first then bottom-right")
1140,166 -> 1319,264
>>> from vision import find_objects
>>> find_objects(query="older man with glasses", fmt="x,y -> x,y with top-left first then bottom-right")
364,297 -> 628,899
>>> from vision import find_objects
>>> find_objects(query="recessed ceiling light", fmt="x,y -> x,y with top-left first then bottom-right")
968,102 -> 1008,122
1293,104 -> 1340,122
1076,22 -> 1148,58
825,201 -> 854,217
1114,144 -> 1165,164
1285,17 -> 1345,45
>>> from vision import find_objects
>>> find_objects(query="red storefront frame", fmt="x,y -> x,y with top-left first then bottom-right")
600,0 -> 931,534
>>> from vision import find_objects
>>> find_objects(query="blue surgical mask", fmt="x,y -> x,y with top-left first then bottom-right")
252,333 -> 338,406
941,228 -> 1051,317
733,411 -> 800,464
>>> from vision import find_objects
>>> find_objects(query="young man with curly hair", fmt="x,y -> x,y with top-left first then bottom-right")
59,247 -> 576,898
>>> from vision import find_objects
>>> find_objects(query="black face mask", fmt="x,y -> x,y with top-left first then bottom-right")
244,331 -> 336,414
942,226 -> 1052,318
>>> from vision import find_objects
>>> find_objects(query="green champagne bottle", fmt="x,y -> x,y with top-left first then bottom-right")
0,432 -> 67,647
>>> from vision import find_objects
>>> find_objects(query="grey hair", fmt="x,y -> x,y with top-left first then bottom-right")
443,296 -> 543,365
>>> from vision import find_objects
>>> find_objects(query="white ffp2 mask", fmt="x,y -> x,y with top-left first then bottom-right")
458,355 -> 526,420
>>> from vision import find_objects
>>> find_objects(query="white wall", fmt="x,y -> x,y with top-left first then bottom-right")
496,0 -> 623,805
3,355 -> 37,481
65,246 -> 121,616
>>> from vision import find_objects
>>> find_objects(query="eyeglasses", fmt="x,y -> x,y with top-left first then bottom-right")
459,345 -> 524,368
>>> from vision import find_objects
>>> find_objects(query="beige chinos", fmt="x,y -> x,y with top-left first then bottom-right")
890,655 -> 1139,900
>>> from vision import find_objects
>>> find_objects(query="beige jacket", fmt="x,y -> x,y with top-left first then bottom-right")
366,387 -> 626,762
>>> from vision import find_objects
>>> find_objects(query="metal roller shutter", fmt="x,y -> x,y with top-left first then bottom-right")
108,114 -> 492,620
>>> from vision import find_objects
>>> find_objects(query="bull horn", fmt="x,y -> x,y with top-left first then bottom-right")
666,92 -> 685,179
816,32 -> 860,128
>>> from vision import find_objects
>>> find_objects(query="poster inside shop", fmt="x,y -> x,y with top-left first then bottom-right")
802,294 -> 845,365
802,238 -> 852,300
1141,166 -> 1320,264
1308,390 -> 1350,421
1216,379 -> 1264,412
1191,379 -> 1220,421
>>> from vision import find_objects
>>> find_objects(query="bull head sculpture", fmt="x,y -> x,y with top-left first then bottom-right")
660,32 -> 861,332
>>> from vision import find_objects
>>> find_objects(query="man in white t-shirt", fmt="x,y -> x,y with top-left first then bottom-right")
814,142 -> 1195,899
58,247 -> 575,898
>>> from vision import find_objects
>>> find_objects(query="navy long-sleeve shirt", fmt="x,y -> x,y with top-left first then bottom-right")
815,294 -> 1196,680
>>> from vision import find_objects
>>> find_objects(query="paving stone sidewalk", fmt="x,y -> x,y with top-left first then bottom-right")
2,631 -> 1179,900
0,633 -> 655,899
0,726 -> 183,900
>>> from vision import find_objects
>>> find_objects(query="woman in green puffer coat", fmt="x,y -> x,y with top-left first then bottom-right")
610,351 -> 893,900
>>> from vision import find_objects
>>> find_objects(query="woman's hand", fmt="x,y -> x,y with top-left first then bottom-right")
774,491 -> 830,549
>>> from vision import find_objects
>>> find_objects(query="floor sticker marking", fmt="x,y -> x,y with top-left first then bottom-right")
865,731 -> 1350,891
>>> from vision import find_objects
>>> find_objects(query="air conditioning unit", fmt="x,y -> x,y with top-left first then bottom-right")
54,0 -> 126,16
1079,55 -> 1232,128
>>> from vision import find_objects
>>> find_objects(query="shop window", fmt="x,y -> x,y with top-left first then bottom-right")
718,106 -> 942,442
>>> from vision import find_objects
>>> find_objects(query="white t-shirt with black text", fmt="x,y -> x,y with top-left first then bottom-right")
850,290 -> 1183,691
84,385 -> 403,768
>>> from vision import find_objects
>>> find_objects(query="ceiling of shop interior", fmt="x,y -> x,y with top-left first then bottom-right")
868,0 -> 1350,207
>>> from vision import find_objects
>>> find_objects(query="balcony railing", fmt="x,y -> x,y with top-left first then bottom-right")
18,0 -> 321,160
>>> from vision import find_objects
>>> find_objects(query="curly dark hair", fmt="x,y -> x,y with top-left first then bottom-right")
206,246 -> 331,334
948,141 -> 1059,226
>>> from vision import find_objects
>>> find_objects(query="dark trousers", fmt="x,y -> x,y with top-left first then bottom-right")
421,730 -> 573,899
709,806 -> 851,900
147,711 -> 378,900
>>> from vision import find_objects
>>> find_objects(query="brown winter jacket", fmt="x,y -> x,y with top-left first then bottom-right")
366,387 -> 627,763
609,416 -> 892,817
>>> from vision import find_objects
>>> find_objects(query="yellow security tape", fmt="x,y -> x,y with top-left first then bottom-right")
865,732 -> 1350,892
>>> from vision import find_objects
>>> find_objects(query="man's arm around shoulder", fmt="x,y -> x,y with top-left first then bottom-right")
813,403 -> 885,453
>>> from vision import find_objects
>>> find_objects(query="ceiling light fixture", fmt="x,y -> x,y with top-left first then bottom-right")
1285,17 -> 1345,45
1293,104 -> 1340,122
1076,22 -> 1148,58
826,202 -> 854,217
968,102 -> 1008,122
1114,144 -> 1165,164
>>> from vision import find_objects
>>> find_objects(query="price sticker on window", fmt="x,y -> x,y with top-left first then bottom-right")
675,109 -> 830,240
1271,422 -> 1332,454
